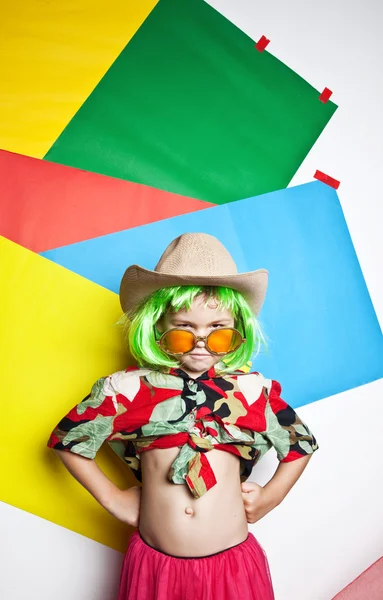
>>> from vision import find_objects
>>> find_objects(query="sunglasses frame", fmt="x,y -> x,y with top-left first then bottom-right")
156,327 -> 246,356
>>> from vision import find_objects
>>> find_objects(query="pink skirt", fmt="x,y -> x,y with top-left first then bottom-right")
118,530 -> 275,600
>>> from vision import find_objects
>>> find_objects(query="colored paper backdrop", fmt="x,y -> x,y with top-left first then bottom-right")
41,181 -> 383,406
44,0 -> 337,204
0,150 -> 212,252
0,236 -> 136,552
0,0 -> 342,558
0,0 -> 158,158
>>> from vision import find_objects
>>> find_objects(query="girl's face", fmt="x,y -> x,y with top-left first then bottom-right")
157,294 -> 235,378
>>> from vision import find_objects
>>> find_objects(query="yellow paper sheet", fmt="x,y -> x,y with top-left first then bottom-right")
0,236 -> 137,552
0,0 -> 158,158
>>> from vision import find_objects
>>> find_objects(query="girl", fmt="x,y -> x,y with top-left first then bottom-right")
47,232 -> 318,600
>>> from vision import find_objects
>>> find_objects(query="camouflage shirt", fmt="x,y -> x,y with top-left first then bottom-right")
47,364 -> 318,499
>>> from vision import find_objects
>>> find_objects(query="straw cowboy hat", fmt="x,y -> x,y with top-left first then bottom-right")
119,233 -> 268,315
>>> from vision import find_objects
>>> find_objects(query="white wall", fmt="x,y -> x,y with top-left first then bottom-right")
0,501 -> 123,600
205,0 -> 383,598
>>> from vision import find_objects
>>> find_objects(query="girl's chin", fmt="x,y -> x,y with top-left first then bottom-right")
181,357 -> 217,371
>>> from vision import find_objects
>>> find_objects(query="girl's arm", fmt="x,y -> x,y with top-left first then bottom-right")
53,449 -> 120,508
241,376 -> 319,524
263,453 -> 312,505
241,454 -> 312,524
54,449 -> 141,526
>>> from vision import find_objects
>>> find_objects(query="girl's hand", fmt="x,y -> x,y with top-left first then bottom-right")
105,485 -> 142,527
241,481 -> 279,524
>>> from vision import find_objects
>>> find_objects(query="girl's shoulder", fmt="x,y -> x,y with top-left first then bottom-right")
226,369 -> 275,404
226,368 -> 272,386
100,365 -> 153,401
103,365 -> 180,401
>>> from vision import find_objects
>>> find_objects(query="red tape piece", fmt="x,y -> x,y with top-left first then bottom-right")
314,170 -> 340,189
319,87 -> 333,103
255,35 -> 270,52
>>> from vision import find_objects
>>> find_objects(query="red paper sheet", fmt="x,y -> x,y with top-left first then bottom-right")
0,151 -> 213,252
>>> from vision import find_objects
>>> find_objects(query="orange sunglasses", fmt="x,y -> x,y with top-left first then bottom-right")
156,327 -> 245,356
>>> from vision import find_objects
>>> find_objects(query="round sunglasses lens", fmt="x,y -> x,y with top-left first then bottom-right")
161,330 -> 195,354
208,329 -> 243,353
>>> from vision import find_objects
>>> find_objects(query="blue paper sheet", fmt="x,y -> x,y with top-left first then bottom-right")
41,181 -> 383,407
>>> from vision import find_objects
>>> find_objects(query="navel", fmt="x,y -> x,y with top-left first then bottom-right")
185,506 -> 194,516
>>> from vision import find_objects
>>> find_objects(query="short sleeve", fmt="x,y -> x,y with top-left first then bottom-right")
46,375 -> 119,459
263,379 -> 319,462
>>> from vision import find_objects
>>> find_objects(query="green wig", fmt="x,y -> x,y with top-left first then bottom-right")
122,285 -> 266,374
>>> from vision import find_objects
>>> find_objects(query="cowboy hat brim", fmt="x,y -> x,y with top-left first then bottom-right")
119,265 -> 269,315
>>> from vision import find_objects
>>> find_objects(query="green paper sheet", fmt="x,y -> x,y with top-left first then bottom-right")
45,0 -> 337,204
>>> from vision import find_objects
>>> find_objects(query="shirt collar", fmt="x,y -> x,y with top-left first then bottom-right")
168,364 -> 223,381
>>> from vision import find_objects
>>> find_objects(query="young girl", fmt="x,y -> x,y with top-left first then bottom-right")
47,232 -> 318,600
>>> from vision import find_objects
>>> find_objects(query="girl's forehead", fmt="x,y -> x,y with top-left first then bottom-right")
166,296 -> 234,320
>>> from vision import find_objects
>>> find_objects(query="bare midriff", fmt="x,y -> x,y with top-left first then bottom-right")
139,446 -> 249,557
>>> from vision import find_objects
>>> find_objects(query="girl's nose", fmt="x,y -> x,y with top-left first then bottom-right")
195,339 -> 206,348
